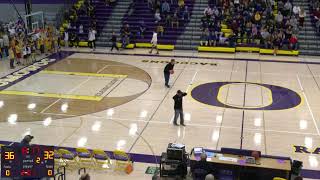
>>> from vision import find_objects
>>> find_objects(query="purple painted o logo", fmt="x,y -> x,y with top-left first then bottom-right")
191,82 -> 302,110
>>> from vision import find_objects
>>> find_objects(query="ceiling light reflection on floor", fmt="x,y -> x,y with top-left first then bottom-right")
107,108 -> 114,117
92,121 -> 102,132
299,120 -> 307,130
61,103 -> 69,113
129,123 -> 138,136
0,101 -> 4,108
77,137 -> 88,147
116,140 -> 126,150
8,114 -> 18,125
27,103 -> 36,110
139,110 -> 148,118
43,117 -> 52,126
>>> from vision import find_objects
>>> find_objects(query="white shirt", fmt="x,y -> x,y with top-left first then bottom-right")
3,35 -> 9,46
88,30 -> 96,41
293,6 -> 300,14
151,32 -> 157,45
64,32 -> 69,41
79,25 -> 84,33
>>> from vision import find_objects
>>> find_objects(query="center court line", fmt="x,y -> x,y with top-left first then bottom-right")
40,65 -> 110,113
296,74 -> 320,136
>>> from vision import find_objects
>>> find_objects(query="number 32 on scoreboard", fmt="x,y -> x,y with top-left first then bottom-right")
44,150 -> 54,160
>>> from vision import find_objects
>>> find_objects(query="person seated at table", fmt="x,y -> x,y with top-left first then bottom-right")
192,152 -> 211,180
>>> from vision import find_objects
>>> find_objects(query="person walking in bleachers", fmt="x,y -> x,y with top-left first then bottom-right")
161,0 -> 170,15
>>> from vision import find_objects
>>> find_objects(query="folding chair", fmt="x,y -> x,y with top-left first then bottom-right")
76,148 -> 94,168
54,149 -> 67,167
113,150 -> 133,172
57,148 -> 79,169
92,149 -> 112,170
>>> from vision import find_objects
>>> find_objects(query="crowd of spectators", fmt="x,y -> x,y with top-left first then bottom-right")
62,0 -> 103,50
200,0 -> 299,52
0,19 -> 59,69
120,0 -> 190,46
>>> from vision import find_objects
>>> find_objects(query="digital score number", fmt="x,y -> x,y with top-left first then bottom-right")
1,145 -> 54,178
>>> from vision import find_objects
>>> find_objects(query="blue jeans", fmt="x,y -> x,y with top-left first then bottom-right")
174,109 -> 184,124
164,72 -> 170,85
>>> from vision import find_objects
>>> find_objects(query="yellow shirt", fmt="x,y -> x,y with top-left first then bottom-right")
9,49 -> 15,59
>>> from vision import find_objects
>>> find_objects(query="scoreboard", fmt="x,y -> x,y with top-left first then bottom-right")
1,145 -> 54,178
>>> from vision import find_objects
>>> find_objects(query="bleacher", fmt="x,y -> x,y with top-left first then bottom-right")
58,0 -> 303,56
121,0 -> 195,47
60,0 -> 116,45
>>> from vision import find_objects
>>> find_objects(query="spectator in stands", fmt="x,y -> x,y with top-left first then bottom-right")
156,23 -> 164,37
79,24 -> 84,34
204,5 -> 213,17
161,0 -> 170,15
70,32 -> 79,48
283,1 -> 292,17
293,5 -> 300,17
88,27 -> 96,51
182,6 -> 190,21
3,33 -> 9,58
121,23 -> 131,48
200,28 -> 209,46
148,0 -> 154,11
275,12 -> 284,27
9,46 -> 15,69
172,12 -> 179,28
299,8 -> 306,27
165,14 -> 172,27
64,30 -> 69,48
178,0 -> 184,8
289,34 -> 298,50
155,9 -> 162,22
138,20 -> 146,38
219,33 -> 228,45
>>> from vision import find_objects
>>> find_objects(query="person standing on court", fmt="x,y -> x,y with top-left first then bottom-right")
110,32 -> 119,52
164,59 -> 175,88
173,90 -> 187,126
149,31 -> 159,54
88,28 -> 97,51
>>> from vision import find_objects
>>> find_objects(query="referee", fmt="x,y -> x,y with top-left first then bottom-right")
163,59 -> 175,88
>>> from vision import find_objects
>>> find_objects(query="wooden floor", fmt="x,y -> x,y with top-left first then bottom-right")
0,50 -> 319,179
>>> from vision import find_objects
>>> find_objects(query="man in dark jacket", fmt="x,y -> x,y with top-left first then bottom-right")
163,59 -> 175,88
173,90 -> 187,126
